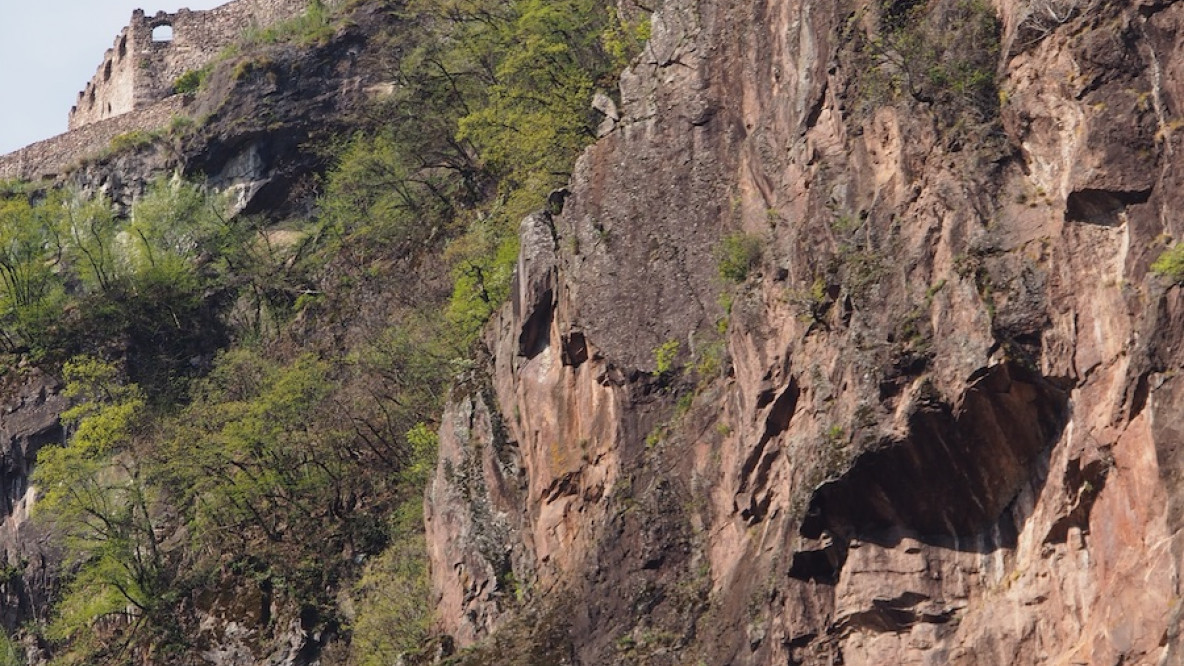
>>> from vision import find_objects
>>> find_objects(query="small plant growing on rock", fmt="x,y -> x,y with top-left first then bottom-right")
167,114 -> 196,136
654,339 -> 681,375
717,232 -> 763,283
172,65 -> 210,95
1152,244 -> 1184,284
788,275 -> 832,324
645,423 -> 669,448
108,129 -> 159,154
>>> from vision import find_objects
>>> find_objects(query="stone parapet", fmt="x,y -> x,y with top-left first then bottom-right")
0,97 -> 187,183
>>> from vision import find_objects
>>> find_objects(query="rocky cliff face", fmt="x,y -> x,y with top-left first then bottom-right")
0,370 -> 67,640
426,0 -> 1184,663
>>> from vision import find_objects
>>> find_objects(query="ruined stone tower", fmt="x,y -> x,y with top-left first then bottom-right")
68,0 -> 315,130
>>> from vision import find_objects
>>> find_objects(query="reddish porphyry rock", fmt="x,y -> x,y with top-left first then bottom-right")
425,0 -> 1184,663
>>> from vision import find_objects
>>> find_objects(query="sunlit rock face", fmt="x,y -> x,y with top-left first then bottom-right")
426,0 -> 1184,663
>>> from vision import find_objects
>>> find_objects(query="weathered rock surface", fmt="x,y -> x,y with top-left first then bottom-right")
426,0 -> 1184,663
0,370 -> 67,640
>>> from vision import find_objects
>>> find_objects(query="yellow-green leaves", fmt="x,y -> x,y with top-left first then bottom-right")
31,358 -> 163,657
453,0 -> 605,205
1152,244 -> 1184,283
37,357 -> 145,515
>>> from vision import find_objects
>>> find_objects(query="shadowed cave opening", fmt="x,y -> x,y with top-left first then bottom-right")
791,362 -> 1069,582
1064,188 -> 1151,226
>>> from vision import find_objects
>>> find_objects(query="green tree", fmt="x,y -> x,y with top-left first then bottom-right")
32,358 -> 173,658
453,0 -> 611,209
347,494 -> 433,665
56,194 -> 121,294
160,351 -> 344,574
0,195 -> 65,349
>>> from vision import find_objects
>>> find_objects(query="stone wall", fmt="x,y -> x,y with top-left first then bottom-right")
0,0 -> 352,183
68,0 -> 317,130
0,97 -> 187,182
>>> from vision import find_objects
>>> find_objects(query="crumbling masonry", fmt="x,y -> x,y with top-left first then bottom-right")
0,0 -> 333,182
69,0 -> 312,129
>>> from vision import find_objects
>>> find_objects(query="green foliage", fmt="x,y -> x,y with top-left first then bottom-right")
645,423 -> 669,448
601,8 -> 651,71
692,339 -> 727,384
0,180 -> 296,397
0,194 -> 67,348
403,423 -> 441,487
172,66 -> 211,95
404,0 -> 617,217
828,213 -> 885,301
717,232 -> 763,283
320,131 -> 468,254
856,0 -> 1002,139
452,0 -> 603,205
348,526 -> 432,665
347,467 -> 435,665
108,130 -> 158,154
57,193 -> 121,293
824,424 -> 845,445
166,114 -> 196,135
444,217 -> 520,346
240,0 -> 335,47
654,339 -> 680,375
0,632 -> 21,666
124,183 -> 206,290
155,352 -> 344,591
31,359 -> 173,659
788,275 -> 832,324
1152,244 -> 1184,283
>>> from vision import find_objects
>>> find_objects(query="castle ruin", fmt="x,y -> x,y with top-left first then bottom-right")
0,0 -> 341,182
69,0 -> 314,130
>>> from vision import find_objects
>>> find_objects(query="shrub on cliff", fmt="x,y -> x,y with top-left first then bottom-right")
31,358 -> 175,658
0,193 -> 67,347
717,232 -> 763,283
853,0 -> 1002,144
1152,244 -> 1184,283
0,181 -> 288,399
172,65 -> 210,95
241,0 -> 335,47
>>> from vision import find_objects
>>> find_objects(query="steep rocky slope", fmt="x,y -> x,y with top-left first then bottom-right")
426,0 -> 1184,663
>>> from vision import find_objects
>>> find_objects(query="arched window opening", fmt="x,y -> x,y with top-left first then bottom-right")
118,35 -> 128,59
152,24 -> 174,42
88,89 -> 96,109
104,60 -> 113,82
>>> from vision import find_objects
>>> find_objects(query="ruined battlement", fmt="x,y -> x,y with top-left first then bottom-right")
68,0 -> 316,130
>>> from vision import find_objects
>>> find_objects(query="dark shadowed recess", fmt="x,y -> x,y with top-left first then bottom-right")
793,362 -> 1069,581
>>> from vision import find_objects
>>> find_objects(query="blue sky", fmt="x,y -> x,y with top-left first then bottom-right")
0,0 -> 228,155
